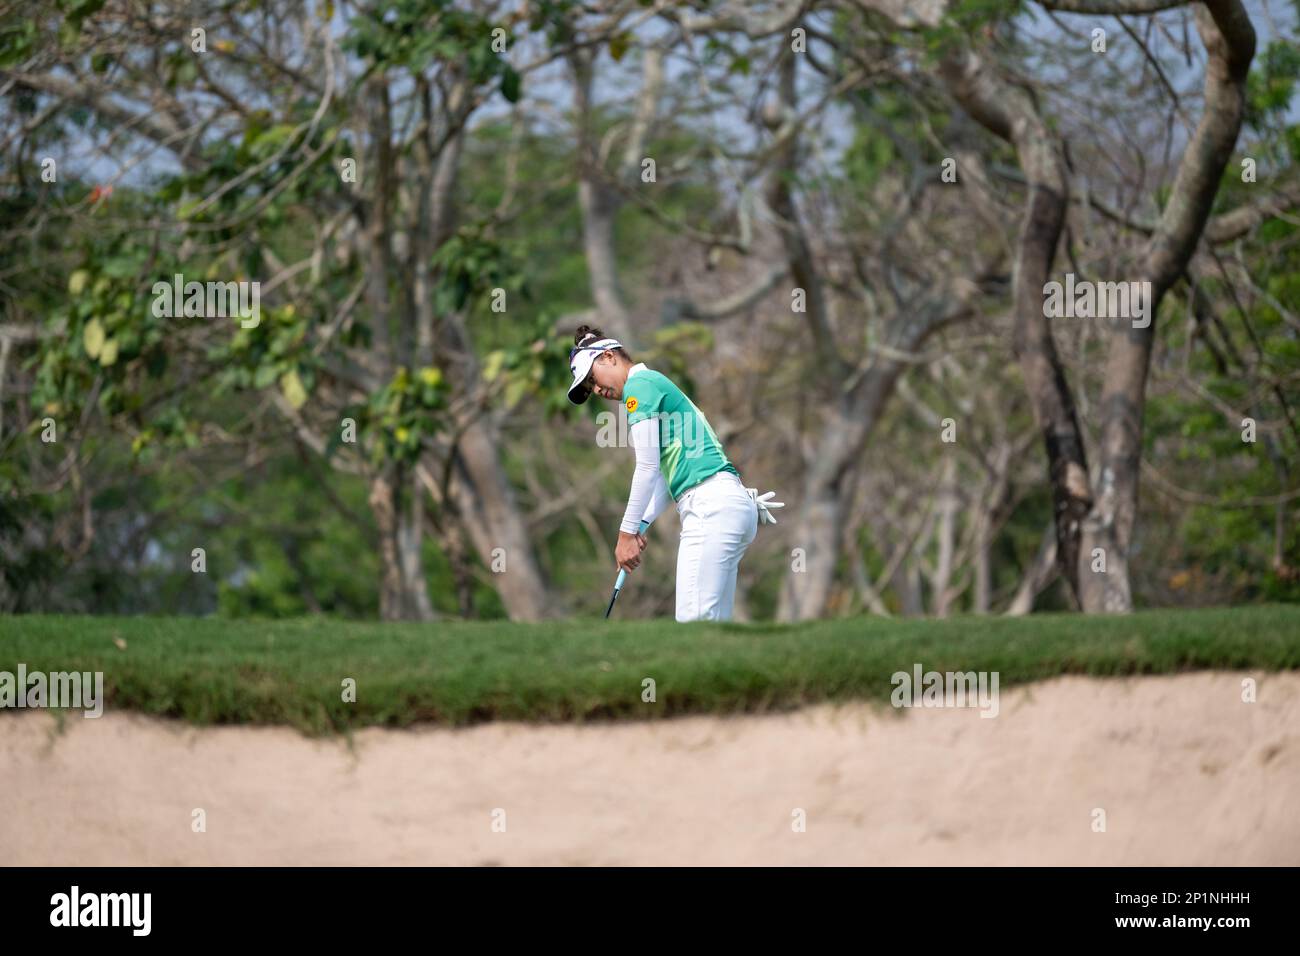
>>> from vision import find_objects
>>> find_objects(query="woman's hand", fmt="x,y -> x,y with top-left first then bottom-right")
615,531 -> 647,572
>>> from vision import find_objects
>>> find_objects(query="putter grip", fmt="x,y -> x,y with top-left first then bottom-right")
614,519 -> 652,590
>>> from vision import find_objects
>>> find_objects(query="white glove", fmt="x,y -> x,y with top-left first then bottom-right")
746,487 -> 784,525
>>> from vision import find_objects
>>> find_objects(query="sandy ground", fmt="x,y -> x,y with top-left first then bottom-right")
2,671 -> 1299,866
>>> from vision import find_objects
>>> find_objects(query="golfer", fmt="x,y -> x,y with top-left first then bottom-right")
566,325 -> 781,621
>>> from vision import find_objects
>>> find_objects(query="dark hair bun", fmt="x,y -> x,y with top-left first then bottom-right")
574,324 -> 604,347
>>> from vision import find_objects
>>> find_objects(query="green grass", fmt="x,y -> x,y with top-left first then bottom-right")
1,606 -> 1298,735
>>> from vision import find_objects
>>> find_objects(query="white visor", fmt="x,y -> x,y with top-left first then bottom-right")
566,337 -> 621,405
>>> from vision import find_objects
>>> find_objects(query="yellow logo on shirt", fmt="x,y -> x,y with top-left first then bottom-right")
626,397 -> 638,413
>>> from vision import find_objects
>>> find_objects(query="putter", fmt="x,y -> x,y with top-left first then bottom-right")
605,519 -> 651,619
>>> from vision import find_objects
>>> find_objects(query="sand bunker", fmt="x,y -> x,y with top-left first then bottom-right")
2,672 -> 1298,865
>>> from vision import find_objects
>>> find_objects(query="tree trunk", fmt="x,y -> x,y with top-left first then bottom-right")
940,47 -> 1093,603
568,45 -> 661,347
369,469 -> 435,621
779,470 -> 845,620
1007,522 -> 1059,616
1075,1 -> 1255,611
932,455 -> 958,618
576,180 -> 634,344
973,538 -> 990,614
898,561 -> 925,617
444,416 -> 553,620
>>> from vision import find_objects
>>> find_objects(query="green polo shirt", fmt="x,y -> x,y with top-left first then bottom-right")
624,367 -> 738,499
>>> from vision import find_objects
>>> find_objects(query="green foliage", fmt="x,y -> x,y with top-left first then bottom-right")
0,491 -> 64,611
457,119 -> 589,314
0,17 -> 39,67
341,365 -> 449,466
210,465 -> 379,618
430,226 -> 523,314
919,0 -> 1025,60
843,121 -> 897,190
344,0 -> 521,103
1246,39 -> 1300,134
213,301 -> 315,412
0,1 -> 105,64
1138,163 -> 1300,606
33,250 -> 175,425
524,0 -> 579,46
482,332 -> 555,413
843,89 -> 952,190
701,35 -> 752,76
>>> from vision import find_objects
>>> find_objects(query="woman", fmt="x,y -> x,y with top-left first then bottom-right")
566,325 -> 781,621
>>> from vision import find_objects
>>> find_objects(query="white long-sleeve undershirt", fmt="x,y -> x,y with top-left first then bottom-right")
620,417 -> 671,534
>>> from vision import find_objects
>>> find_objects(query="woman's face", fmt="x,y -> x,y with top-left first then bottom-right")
587,351 -> 625,401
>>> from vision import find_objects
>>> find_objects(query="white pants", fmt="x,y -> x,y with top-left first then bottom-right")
675,471 -> 758,622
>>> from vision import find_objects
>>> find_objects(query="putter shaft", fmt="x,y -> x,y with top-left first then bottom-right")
604,519 -> 649,619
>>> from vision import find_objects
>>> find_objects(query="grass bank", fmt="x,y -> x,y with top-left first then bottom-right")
1,606 -> 1297,734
